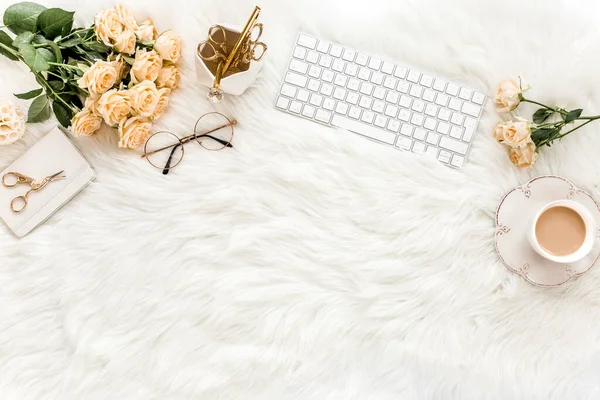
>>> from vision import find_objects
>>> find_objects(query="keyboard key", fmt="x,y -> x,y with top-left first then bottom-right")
472,92 -> 485,105
332,115 -> 396,144
298,34 -> 317,49
459,87 -> 473,101
411,100 -> 425,113
317,41 -> 330,53
448,98 -> 462,111
461,102 -> 481,117
425,146 -> 438,158
309,93 -> 323,106
345,64 -> 358,76
438,109 -> 451,121
450,112 -> 464,126
360,82 -> 374,95
368,57 -> 382,70
387,119 -> 401,132
335,102 -> 348,115
308,79 -> 321,91
420,74 -> 433,87
281,84 -> 297,98
385,104 -> 398,118
394,66 -> 408,79
333,87 -> 347,100
372,100 -> 385,113
323,98 -> 336,110
398,109 -> 411,122
332,59 -> 345,72
358,67 -> 372,81
302,104 -> 316,118
371,72 -> 384,85
413,127 -> 426,141
321,70 -> 334,82
374,115 -> 387,128
450,126 -> 463,139
381,62 -> 394,74
361,111 -> 375,124
410,113 -> 424,126
412,141 -> 426,154
359,96 -> 373,109
315,109 -> 332,123
285,72 -> 307,87
426,132 -> 440,145
347,78 -> 360,91
463,117 -> 477,142
355,53 -> 368,66
297,89 -> 310,102
451,155 -> 465,168
320,83 -> 333,96
334,74 -> 348,87
318,55 -> 332,68
373,87 -> 386,100
446,82 -> 459,96
289,100 -> 302,113
308,65 -> 322,78
330,44 -> 343,57
422,89 -> 436,103
306,50 -> 319,64
400,124 -> 414,137
409,85 -> 423,98
396,136 -> 412,150
433,78 -> 446,92
424,117 -> 437,130
407,70 -> 420,83
293,47 -> 307,59
438,152 -> 451,164
435,93 -> 449,106
436,122 -> 450,135
346,92 -> 359,104
348,106 -> 361,119
342,48 -> 356,61
386,91 -> 399,104
399,95 -> 412,108
397,81 -> 410,93
276,96 -> 290,109
383,76 -> 397,89
439,136 -> 468,155
424,103 -> 438,117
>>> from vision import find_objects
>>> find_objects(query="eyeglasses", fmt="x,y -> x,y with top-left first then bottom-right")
142,112 -> 236,175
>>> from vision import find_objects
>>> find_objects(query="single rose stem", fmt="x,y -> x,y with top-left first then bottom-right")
520,98 -> 568,115
0,41 -> 19,58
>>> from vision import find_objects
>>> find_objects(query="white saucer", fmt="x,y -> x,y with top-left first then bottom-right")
495,175 -> 600,287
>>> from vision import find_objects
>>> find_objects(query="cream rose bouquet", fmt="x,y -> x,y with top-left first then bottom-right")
0,2 -> 181,148
493,78 -> 600,167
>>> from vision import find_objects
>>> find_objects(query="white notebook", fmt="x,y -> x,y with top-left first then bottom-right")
0,127 -> 95,237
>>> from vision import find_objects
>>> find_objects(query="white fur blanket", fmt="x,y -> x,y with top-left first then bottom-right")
1,0 -> 600,398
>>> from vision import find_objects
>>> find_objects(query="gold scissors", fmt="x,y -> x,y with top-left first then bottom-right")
2,170 -> 66,213
238,21 -> 267,65
197,25 -> 230,62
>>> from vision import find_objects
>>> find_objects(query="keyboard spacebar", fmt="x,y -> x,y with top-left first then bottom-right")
331,115 -> 396,144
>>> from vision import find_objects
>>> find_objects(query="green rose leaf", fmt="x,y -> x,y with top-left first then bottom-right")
48,79 -> 65,91
12,31 -> 34,48
60,37 -> 82,47
27,94 -> 51,123
14,87 -> 42,99
564,109 -> 583,124
0,30 -> 19,60
82,41 -> 109,54
3,2 -> 47,34
36,8 -> 74,39
18,43 -> 54,72
532,108 -> 554,124
52,100 -> 72,128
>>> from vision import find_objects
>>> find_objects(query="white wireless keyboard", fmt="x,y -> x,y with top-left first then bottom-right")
275,33 -> 486,168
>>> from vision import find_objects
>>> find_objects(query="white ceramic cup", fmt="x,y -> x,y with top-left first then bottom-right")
527,200 -> 596,263
195,23 -> 264,97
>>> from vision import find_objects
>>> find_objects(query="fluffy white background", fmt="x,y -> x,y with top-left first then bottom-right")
1,0 -> 600,398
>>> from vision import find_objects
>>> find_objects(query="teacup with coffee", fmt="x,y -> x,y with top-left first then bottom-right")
528,200 -> 596,263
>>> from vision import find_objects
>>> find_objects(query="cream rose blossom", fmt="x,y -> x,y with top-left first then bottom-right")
98,89 -> 132,126
114,4 -> 138,31
114,30 -> 136,55
495,79 -> 525,113
84,96 -> 101,116
495,120 -> 531,148
156,64 -> 180,89
0,99 -> 26,145
71,109 -> 102,136
77,60 -> 119,96
129,80 -> 159,118
118,116 -> 152,148
154,30 -> 181,63
510,142 -> 538,168
153,88 -> 171,121
130,48 -> 162,83
94,8 -> 124,46
135,19 -> 158,41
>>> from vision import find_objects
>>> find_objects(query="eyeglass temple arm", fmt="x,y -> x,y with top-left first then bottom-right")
162,142 -> 183,175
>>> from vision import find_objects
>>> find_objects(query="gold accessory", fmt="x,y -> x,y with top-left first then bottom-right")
141,112 -> 236,175
197,6 -> 267,103
2,170 -> 66,213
